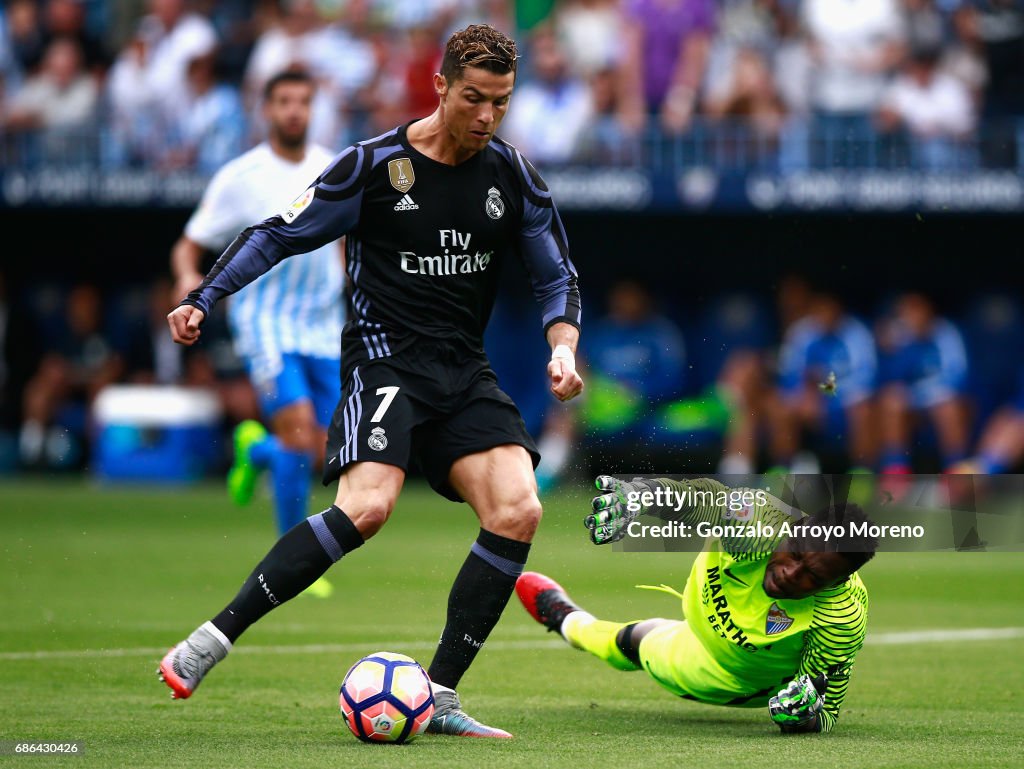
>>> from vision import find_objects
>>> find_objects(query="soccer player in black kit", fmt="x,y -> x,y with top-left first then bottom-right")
160,25 -> 583,738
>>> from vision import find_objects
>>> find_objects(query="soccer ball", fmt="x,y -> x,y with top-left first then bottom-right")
339,652 -> 434,744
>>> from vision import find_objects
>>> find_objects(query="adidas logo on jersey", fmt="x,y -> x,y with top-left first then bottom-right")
394,194 -> 419,211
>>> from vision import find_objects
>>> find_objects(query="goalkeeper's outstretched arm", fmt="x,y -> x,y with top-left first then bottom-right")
586,475 -> 794,550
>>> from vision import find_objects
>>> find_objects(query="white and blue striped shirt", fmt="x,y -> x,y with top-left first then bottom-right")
185,142 -> 343,382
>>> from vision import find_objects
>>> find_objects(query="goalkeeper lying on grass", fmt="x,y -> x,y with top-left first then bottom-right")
517,476 -> 878,733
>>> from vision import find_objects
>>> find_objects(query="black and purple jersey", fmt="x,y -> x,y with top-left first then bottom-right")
185,122 -> 581,368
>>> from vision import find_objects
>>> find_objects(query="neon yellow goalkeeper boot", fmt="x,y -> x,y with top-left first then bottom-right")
227,420 -> 268,506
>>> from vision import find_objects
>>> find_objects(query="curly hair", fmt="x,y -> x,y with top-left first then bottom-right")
440,24 -> 519,85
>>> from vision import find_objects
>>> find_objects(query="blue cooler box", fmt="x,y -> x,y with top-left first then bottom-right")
92,385 -> 224,483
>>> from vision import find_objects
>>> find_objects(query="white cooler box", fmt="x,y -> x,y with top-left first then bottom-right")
92,385 -> 224,482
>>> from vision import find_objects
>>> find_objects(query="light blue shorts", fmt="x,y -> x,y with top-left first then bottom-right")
248,353 -> 340,427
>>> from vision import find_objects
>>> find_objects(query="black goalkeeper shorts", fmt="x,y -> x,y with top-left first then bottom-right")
324,342 -> 540,502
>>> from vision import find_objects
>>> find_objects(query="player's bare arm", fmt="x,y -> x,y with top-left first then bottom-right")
170,236 -> 206,304
546,322 -> 583,401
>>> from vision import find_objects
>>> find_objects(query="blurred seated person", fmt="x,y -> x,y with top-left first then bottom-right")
763,290 -> 878,471
952,368 -> 1024,474
580,279 -> 687,435
124,277 -> 259,425
19,284 -> 123,468
876,293 -> 970,473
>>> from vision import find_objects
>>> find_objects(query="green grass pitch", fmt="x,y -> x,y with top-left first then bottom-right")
1,478 -> 1022,768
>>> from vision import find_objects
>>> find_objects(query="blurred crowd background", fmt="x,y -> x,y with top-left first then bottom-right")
1,0 -> 1022,481
2,269 -> 1022,479
2,0 -> 1024,171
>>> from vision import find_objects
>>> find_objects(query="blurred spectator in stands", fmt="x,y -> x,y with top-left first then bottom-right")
104,27 -> 157,166
580,279 -> 687,434
138,0 -> 216,107
876,292 -> 970,473
5,0 -> 45,74
161,48 -> 245,172
104,0 -> 216,167
576,65 -> 639,163
553,0 -> 623,79
764,290 -> 878,471
618,0 -> 716,135
876,46 -> 975,170
0,7 -> 17,96
958,0 -> 1024,168
243,0 -> 373,148
943,5 -> 988,108
770,1 -> 812,118
400,23 -> 444,120
803,0 -> 906,167
703,46 -> 786,162
19,284 -> 124,469
2,37 -> 98,163
42,0 -> 111,75
703,0 -> 778,111
309,0 -> 376,139
902,0 -> 946,58
952,368 -> 1024,474
500,26 -> 593,164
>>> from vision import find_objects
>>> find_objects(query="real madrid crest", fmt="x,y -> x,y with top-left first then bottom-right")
388,158 -> 415,194
368,426 -> 388,451
485,186 -> 504,219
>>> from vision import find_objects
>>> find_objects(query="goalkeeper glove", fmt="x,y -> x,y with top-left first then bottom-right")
584,475 -> 657,545
768,673 -> 826,733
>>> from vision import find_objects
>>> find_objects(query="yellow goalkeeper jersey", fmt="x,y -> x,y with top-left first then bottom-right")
660,478 -> 869,731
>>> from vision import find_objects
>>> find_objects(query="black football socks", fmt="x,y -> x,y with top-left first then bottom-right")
427,528 -> 531,689
211,506 -> 363,643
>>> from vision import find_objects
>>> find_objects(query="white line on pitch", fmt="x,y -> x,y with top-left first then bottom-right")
0,638 -> 565,661
867,627 -> 1024,645
1,627 -> 1021,662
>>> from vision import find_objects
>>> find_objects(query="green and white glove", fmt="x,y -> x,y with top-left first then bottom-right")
584,475 -> 657,545
768,674 -> 826,733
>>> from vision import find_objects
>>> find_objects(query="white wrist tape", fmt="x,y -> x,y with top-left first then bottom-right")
551,344 -> 575,364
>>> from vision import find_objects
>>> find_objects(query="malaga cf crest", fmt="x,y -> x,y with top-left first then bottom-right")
485,187 -> 504,219
368,427 -> 388,452
765,602 -> 794,635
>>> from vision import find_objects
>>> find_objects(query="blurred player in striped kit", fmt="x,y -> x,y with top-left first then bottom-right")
171,69 -> 343,597
519,475 -> 878,733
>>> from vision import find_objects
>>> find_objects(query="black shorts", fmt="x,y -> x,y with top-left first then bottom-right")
324,343 -> 540,502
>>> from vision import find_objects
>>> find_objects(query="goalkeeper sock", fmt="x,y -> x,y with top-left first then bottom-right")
561,613 -> 641,672
211,506 -> 363,642
270,446 -> 312,534
427,529 -> 529,689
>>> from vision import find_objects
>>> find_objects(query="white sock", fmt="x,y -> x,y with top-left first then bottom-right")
200,620 -> 233,652
718,452 -> 753,475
